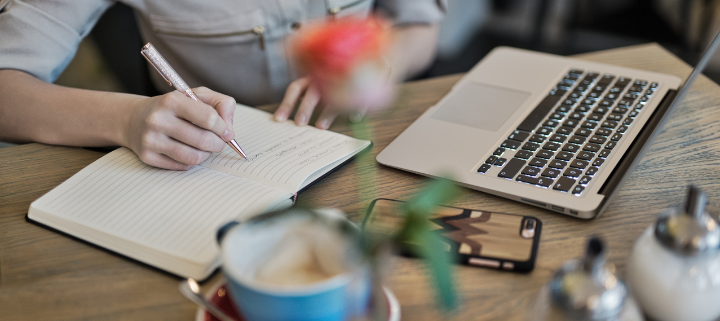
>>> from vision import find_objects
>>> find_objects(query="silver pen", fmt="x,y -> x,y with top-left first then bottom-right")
140,43 -> 248,160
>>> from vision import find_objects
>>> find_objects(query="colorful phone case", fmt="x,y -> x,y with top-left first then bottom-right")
363,199 -> 542,272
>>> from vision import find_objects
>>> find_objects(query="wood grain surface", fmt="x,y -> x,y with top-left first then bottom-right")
2,43 -> 720,320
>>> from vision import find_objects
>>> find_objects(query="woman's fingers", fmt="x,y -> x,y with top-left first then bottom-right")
275,77 -> 312,122
315,105 -> 339,129
294,84 -> 322,126
193,87 -> 237,130
167,92 -> 234,142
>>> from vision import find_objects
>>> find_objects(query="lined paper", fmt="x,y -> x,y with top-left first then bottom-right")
33,148 -> 291,264
200,106 -> 370,192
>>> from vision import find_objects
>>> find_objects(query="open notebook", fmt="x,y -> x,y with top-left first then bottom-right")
27,105 -> 371,280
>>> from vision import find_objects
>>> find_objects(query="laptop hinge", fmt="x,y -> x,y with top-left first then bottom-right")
596,89 -> 678,213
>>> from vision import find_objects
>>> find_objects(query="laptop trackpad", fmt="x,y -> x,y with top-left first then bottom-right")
432,81 -> 530,132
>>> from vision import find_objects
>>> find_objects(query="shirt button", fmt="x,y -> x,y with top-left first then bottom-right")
291,21 -> 301,30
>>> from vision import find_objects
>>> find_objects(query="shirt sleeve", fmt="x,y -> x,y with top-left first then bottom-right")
0,0 -> 113,82
375,0 -> 446,26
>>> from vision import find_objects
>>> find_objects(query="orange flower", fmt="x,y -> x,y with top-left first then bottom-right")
293,17 -> 389,79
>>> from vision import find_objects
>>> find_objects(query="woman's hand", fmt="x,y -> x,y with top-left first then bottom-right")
273,77 -> 340,130
124,87 -> 237,170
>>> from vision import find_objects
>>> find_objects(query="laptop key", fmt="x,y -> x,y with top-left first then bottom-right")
477,164 -> 492,173
581,121 -> 598,129
543,120 -> 560,128
595,128 -> 612,136
598,74 -> 615,84
498,158 -> 526,179
522,142 -> 540,151
542,168 -> 560,178
556,105 -> 572,113
536,127 -> 553,135
556,126 -> 574,135
486,156 -> 498,164
548,159 -> 568,169
563,119 -> 580,128
616,77 -> 631,86
575,128 -> 592,137
578,175 -> 592,185
550,88 -> 567,96
550,134 -> 567,143
612,106 -> 629,114
592,158 -> 605,167
543,142 -> 561,151
517,175 -> 539,185
536,150 -> 554,159
568,135 -> 586,145
563,168 -> 582,177
522,166 -> 541,177
605,142 -> 617,150
495,158 -> 507,167
550,113 -> 564,120
606,114 -> 622,122
577,151 -> 595,160
616,125 -> 628,133
529,157 -> 547,168
586,167 -> 599,175
572,185 -> 585,195
493,147 -> 505,156
598,149 -> 611,158
514,150 -> 533,159
589,135 -> 607,144
575,105 -> 592,113
508,130 -> 531,142
568,112 -> 584,120
601,120 -> 618,128
593,106 -> 609,114
611,133 -> 623,141
536,177 -> 554,187
501,140 -> 521,149
562,144 -> 580,152
529,134 -> 546,143
517,95 -> 562,132
555,151 -> 574,161
553,176 -> 576,192
583,143 -> 601,152
570,159 -> 589,169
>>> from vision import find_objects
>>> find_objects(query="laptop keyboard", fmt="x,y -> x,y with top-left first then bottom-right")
477,69 -> 658,196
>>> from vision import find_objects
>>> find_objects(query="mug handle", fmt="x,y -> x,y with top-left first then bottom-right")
216,221 -> 240,245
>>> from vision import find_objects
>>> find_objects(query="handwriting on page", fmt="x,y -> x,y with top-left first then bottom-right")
201,107 -> 364,189
38,149 -> 289,261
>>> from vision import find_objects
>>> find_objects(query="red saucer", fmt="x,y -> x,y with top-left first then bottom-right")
197,283 -> 400,321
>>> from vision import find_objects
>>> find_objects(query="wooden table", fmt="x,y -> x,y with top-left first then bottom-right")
3,44 -> 720,320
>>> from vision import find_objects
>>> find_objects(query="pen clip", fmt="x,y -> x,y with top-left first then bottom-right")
141,45 -> 172,87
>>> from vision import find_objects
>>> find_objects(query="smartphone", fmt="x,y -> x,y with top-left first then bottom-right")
363,199 -> 541,272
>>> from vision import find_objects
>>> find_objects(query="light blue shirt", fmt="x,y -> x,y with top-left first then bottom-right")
0,0 -> 445,106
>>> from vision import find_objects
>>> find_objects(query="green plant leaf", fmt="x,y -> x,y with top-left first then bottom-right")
396,177 -> 461,311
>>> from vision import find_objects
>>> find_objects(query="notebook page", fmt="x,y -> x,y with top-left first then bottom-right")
200,105 -> 370,193
31,147 -> 291,265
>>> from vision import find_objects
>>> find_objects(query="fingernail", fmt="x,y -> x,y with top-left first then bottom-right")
275,111 -> 287,122
223,128 -> 232,140
296,113 -> 307,126
317,119 -> 329,129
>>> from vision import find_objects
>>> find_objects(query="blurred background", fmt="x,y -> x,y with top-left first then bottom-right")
2,0 -> 717,149
56,0 -> 720,93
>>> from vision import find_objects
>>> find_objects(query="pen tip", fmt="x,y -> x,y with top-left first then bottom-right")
227,140 -> 248,160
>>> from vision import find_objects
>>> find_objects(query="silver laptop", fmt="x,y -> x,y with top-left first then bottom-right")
378,33 -> 720,219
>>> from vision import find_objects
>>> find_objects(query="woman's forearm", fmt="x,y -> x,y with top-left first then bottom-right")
389,24 -> 440,81
0,69 -> 142,147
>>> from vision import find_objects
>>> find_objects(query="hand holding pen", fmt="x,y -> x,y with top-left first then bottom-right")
141,43 -> 248,160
